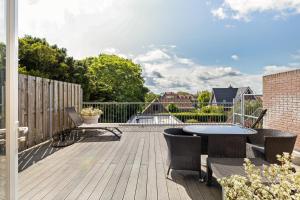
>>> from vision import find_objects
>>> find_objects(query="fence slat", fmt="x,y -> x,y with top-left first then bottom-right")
18,75 -> 82,150
35,77 -> 43,143
27,76 -> 36,147
42,79 -> 49,139
63,82 -> 68,129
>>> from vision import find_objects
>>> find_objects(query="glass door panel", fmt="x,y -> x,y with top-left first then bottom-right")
0,0 -> 6,199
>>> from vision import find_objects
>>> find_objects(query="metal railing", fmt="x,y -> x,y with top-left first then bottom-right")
232,94 -> 263,127
82,102 -> 233,125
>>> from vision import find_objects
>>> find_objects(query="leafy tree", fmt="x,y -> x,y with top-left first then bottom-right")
17,36 -> 149,102
18,35 -> 72,80
197,90 -> 211,108
5,35 -> 152,103
0,42 -> 5,69
168,103 -> 179,112
145,92 -> 159,102
86,54 -> 148,102
68,58 -> 91,101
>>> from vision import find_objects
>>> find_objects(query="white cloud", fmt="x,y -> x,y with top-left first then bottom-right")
102,48 -> 129,59
19,0 -> 166,59
0,0 -> 5,43
134,49 -> 170,63
211,7 -> 227,19
212,0 -> 300,21
263,65 -> 299,75
131,47 -> 262,94
291,50 -> 300,60
231,54 -> 239,60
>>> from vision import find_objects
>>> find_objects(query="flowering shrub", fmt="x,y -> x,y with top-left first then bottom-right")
80,107 -> 103,116
219,153 -> 300,200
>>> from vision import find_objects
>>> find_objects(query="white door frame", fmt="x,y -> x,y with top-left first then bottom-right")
5,0 -> 19,199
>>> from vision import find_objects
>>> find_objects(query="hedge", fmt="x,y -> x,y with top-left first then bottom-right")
172,112 -> 228,123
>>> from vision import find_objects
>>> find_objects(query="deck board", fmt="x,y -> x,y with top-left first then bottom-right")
18,127 -> 222,200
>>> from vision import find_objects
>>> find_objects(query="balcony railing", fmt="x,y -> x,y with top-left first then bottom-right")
82,102 -> 234,125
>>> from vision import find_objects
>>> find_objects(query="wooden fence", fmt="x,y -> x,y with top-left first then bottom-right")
18,74 -> 82,150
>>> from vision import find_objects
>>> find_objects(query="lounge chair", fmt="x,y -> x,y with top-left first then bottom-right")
163,128 -> 203,181
65,107 -> 122,139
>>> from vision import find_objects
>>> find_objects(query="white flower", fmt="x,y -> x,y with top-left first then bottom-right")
80,107 -> 103,116
219,153 -> 300,200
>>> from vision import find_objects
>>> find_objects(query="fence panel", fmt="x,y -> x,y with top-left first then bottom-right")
18,75 -> 82,150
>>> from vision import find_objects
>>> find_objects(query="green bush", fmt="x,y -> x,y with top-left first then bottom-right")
168,103 -> 179,112
172,112 -> 227,123
201,105 -> 224,113
185,119 -> 199,123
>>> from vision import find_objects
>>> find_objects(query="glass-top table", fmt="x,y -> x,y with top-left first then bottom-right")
183,124 -> 257,158
183,124 -> 257,136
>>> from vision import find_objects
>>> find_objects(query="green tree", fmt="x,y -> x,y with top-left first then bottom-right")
168,103 -> 179,112
16,36 -> 149,102
86,54 -> 148,102
0,42 -> 5,69
18,35 -> 72,80
197,90 -> 211,108
68,58 -> 91,101
145,92 -> 159,102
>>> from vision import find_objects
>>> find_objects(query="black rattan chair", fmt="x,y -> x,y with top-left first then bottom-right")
247,129 -> 297,163
163,128 -> 203,180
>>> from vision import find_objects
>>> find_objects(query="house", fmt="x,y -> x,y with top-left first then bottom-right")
159,92 -> 197,111
210,86 -> 254,107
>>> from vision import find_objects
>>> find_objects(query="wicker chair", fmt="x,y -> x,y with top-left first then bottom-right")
247,129 -> 297,163
163,128 -> 203,180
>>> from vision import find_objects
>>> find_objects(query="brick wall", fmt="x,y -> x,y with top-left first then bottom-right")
263,69 -> 300,150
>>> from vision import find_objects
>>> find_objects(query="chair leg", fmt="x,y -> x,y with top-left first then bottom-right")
207,166 -> 212,186
167,165 -> 171,177
199,170 -> 205,183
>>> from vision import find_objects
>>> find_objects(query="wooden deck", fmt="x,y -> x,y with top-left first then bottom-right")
18,127 -> 222,200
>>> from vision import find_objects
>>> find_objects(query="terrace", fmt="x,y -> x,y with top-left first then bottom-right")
1,97 -> 297,196
1,84 -> 300,200
1,1 -> 300,198
17,126 -> 222,200
0,72 -> 299,200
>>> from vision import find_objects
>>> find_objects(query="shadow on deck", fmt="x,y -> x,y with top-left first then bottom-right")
18,126 -> 222,200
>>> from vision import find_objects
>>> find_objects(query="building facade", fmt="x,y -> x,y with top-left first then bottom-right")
263,69 -> 300,150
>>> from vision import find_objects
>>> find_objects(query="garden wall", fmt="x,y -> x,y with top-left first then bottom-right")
263,69 -> 300,150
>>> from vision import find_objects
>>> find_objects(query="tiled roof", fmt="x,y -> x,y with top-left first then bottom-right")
211,86 -> 252,103
212,87 -> 238,103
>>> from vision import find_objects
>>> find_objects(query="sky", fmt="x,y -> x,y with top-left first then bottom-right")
16,0 -> 300,94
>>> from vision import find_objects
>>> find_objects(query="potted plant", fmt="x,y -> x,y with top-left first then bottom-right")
80,107 -> 103,124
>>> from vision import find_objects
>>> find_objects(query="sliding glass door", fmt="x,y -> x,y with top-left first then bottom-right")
0,0 -> 18,199
0,0 -> 7,198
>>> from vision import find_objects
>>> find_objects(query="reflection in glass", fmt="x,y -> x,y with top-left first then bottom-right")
0,0 -> 6,199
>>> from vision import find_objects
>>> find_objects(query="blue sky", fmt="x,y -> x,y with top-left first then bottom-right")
18,0 -> 300,93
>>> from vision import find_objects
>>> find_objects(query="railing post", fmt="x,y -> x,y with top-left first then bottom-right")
241,94 -> 245,126
232,99 -> 235,124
